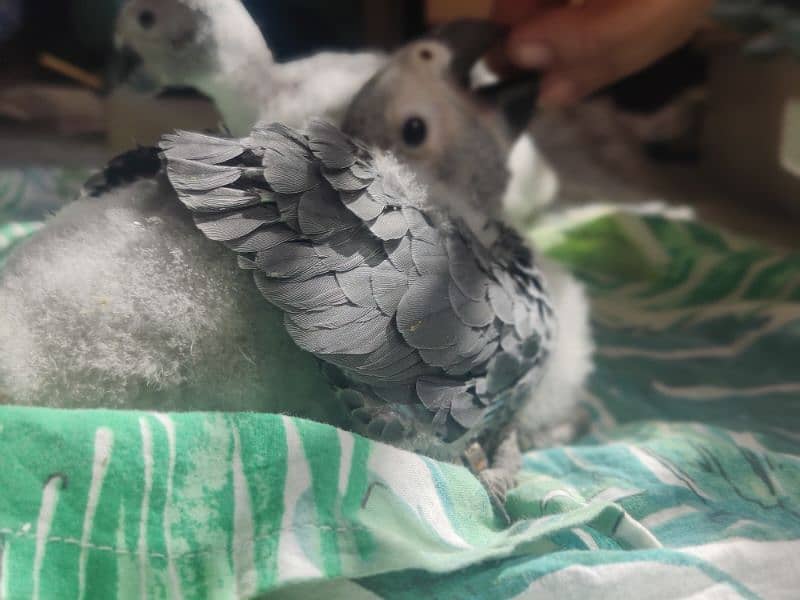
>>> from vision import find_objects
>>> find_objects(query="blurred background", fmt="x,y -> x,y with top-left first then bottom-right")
1,0 -> 799,246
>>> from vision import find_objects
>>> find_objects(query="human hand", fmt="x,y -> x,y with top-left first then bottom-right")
492,0 -> 714,108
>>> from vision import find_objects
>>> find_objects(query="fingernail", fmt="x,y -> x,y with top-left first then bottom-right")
538,78 -> 577,110
510,42 -> 554,69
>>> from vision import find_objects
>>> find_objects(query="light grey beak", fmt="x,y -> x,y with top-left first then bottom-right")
430,19 -> 541,139
430,19 -> 507,86
106,46 -> 160,94
477,74 -> 541,139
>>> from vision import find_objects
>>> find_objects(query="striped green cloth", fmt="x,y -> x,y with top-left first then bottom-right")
0,222 -> 42,268
0,167 -> 88,268
1,177 -> 799,597
0,167 -> 89,223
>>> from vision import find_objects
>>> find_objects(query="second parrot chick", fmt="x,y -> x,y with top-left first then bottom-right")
112,0 -> 558,218
113,0 -> 387,135
343,22 -> 595,449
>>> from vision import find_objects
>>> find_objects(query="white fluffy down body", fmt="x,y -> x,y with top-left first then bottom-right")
518,257 -> 594,447
0,167 -> 592,448
0,179 -> 342,422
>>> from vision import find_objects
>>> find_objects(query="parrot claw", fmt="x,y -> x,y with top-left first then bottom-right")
352,405 -> 407,443
467,428 -> 522,525
479,468 -> 515,525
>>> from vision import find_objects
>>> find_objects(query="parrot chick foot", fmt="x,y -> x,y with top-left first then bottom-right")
465,428 -> 522,524
351,405 -> 407,444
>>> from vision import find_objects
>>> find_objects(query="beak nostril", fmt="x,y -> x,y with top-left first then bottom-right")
138,9 -> 156,30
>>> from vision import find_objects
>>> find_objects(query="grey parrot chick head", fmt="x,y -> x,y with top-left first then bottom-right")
342,20 -> 540,218
112,0 -> 273,93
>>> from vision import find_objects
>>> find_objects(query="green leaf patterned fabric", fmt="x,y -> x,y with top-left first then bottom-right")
0,167 -> 90,268
1,173 -> 799,598
0,167 -> 90,223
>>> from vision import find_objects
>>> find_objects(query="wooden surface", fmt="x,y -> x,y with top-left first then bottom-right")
703,49 -> 800,217
0,84 -> 105,136
106,90 -> 220,154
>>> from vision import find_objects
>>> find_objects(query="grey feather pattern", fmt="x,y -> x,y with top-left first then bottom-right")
368,210 -> 409,240
254,274 -> 348,313
194,206 -> 281,242
341,190 -> 385,221
449,282 -> 495,328
323,169 -> 373,193
403,207 -> 438,244
363,354 -> 426,383
335,268 -> 378,308
308,121 -> 359,169
249,123 -> 309,152
371,269 -> 407,316
285,313 -> 391,356
288,305 -> 376,331
297,187 -> 361,239
161,131 -> 245,164
226,227 -> 300,253
176,188 -> 261,213
161,120 -> 556,447
166,157 -> 243,191
488,283 -> 516,325
262,152 -> 318,194
254,243 -> 328,281
385,237 -> 415,272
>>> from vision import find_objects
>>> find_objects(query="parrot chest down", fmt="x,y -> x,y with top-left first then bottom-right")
160,121 -> 557,461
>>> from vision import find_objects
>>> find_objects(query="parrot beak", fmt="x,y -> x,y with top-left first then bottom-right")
106,45 -> 160,94
430,19 -> 507,86
430,19 -> 540,138
477,74 -> 541,139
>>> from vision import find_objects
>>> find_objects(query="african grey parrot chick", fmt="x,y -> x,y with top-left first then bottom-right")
343,22 -> 542,234
112,0 -> 386,135
160,120 -> 557,511
342,21 -> 595,452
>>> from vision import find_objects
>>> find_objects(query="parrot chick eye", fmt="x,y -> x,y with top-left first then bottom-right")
138,9 -> 156,30
402,117 -> 428,147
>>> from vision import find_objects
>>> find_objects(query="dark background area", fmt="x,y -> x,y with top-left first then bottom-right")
0,1 -> 426,76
